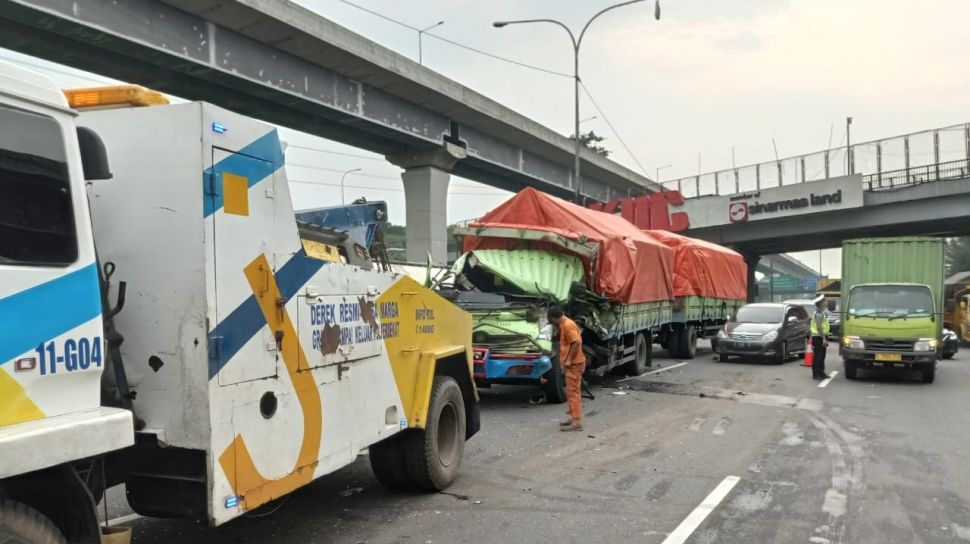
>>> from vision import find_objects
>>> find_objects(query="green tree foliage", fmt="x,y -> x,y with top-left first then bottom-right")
946,236 -> 970,275
569,130 -> 611,157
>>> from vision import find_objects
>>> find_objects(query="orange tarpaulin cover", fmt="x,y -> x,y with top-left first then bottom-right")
464,188 -> 674,304
643,229 -> 747,300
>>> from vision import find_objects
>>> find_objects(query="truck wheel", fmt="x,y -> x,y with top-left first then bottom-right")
622,333 -> 651,376
404,376 -> 466,491
844,361 -> 858,380
0,499 -> 66,544
678,326 -> 697,360
369,434 -> 413,489
718,353 -> 729,363
543,357 -> 567,403
920,364 -> 936,384
667,329 -> 683,359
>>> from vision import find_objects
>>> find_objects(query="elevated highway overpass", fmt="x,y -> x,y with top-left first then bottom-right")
0,0 -> 659,264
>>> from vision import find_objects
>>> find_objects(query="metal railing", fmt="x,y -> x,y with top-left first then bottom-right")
862,158 -> 970,191
661,122 -> 970,198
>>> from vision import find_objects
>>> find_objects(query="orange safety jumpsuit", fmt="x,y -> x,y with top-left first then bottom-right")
559,316 -> 586,423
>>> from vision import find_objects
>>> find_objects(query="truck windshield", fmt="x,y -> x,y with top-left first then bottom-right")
848,285 -> 934,317
736,306 -> 783,323
0,104 -> 76,266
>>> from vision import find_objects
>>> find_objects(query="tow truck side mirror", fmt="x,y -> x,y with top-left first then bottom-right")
77,127 -> 112,181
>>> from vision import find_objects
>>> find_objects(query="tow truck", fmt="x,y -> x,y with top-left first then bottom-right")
0,62 -> 478,543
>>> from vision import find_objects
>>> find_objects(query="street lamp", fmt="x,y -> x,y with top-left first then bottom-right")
579,115 -> 598,124
418,21 -> 445,65
655,164 -> 672,182
340,168 -> 362,204
494,0 -> 660,204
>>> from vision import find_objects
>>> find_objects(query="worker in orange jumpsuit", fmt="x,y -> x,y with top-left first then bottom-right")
548,306 -> 586,432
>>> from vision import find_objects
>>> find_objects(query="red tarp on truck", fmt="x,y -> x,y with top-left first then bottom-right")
643,229 -> 747,300
464,188 -> 674,304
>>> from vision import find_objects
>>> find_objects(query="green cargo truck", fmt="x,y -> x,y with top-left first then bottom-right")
840,237 -> 944,383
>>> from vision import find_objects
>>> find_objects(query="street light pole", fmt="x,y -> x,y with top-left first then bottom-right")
418,21 -> 445,65
494,0 -> 660,204
340,167 -> 362,204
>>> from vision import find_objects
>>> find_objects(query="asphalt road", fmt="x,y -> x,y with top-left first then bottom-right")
108,341 -> 970,543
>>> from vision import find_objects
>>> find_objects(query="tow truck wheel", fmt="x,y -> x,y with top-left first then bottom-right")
369,434 -> 413,489
920,364 -> 936,384
844,362 -> 858,380
678,326 -> 698,360
404,376 -> 466,491
0,498 -> 66,544
622,333 -> 651,376
543,356 -> 567,404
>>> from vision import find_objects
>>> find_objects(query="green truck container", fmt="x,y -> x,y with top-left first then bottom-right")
840,237 -> 944,383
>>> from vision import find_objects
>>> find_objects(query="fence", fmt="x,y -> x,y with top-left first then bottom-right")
662,123 -> 970,197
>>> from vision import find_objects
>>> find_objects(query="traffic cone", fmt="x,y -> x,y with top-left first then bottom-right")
802,340 -> 814,367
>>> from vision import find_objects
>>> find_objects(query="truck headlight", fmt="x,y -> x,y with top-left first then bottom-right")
717,329 -> 728,339
842,336 -> 864,350
913,338 -> 938,352
762,331 -> 778,342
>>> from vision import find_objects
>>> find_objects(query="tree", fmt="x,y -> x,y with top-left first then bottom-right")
569,130 -> 611,157
946,236 -> 970,275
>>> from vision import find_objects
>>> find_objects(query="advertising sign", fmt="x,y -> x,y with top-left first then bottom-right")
588,174 -> 863,232
678,175 -> 864,230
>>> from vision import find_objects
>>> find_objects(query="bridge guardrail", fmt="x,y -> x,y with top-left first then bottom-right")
662,122 -> 970,198
863,158 -> 970,191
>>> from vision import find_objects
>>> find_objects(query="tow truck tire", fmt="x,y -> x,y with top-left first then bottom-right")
404,376 -> 466,491
369,434 -> 413,489
718,353 -> 729,363
678,326 -> 698,360
0,499 -> 66,544
920,364 -> 936,384
622,333 -> 651,376
844,361 -> 858,380
543,356 -> 567,404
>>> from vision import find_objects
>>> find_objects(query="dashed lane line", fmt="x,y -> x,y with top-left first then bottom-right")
618,362 -> 689,382
661,475 -> 742,544
818,371 -> 839,388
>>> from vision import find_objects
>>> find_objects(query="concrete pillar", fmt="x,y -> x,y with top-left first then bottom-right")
743,253 -> 761,303
401,165 -> 450,264
387,141 -> 467,265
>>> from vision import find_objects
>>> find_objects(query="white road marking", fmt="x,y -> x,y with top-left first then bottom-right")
688,417 -> 706,432
818,371 -> 839,388
618,362 -> 689,381
712,417 -> 731,436
106,513 -> 141,525
661,475 -> 741,544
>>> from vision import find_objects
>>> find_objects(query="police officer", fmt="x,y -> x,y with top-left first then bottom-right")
811,294 -> 831,380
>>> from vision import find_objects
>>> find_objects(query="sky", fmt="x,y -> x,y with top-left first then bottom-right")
5,0 -> 970,275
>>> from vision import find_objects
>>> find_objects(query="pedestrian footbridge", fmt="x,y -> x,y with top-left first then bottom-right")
663,123 -> 970,256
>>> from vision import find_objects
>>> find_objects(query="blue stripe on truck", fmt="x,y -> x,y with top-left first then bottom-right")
207,249 -> 326,380
0,264 -> 102,366
203,129 -> 285,217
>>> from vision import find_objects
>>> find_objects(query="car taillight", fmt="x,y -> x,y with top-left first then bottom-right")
473,349 -> 487,361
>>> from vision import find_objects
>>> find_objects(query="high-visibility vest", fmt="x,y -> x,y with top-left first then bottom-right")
811,310 -> 831,337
